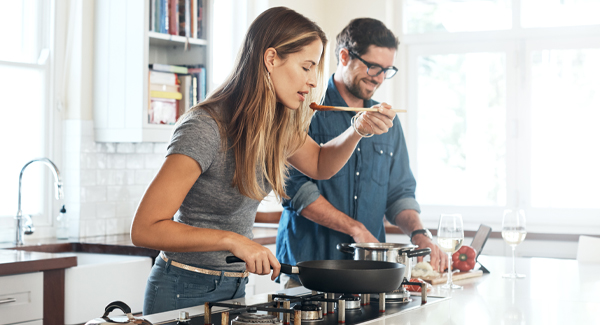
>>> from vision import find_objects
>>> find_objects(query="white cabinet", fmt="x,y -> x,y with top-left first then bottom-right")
93,0 -> 210,143
0,272 -> 43,325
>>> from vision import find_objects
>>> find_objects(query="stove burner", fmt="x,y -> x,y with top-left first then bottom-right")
293,303 -> 323,321
232,313 -> 282,325
370,284 -> 412,303
339,294 -> 361,310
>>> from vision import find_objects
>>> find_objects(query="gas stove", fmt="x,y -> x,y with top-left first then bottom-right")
146,286 -> 449,325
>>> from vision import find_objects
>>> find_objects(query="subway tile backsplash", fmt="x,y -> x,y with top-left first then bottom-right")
64,120 -> 166,237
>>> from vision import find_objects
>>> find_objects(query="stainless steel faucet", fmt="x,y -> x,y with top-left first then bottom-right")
15,158 -> 64,246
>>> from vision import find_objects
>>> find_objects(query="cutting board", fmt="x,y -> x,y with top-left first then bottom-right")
421,270 -> 483,285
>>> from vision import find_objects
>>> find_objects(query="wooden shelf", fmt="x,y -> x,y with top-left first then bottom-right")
149,31 -> 208,47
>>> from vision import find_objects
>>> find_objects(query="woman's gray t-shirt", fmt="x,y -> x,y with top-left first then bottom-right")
162,110 -> 268,271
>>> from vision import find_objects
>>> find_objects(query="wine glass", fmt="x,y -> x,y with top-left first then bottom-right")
437,213 -> 464,290
502,209 -> 527,278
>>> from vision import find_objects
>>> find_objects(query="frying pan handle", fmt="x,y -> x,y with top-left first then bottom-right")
226,256 -> 244,264
280,264 -> 299,274
406,247 -> 431,258
336,243 -> 355,255
225,256 -> 299,274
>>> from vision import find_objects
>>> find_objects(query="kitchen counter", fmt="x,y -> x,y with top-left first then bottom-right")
0,226 -> 277,325
141,255 -> 599,324
375,255 -> 599,324
0,226 -> 279,274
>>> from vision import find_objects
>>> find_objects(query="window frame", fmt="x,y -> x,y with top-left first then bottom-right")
402,10 -> 600,234
0,0 -> 60,237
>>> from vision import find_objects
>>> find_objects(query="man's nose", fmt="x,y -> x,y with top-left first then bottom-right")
373,71 -> 385,84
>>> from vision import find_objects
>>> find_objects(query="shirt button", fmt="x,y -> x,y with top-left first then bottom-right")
354,196 -> 357,200
320,143 -> 324,146
380,150 -> 383,154
390,152 -> 393,156
357,148 -> 361,152
356,172 -> 360,176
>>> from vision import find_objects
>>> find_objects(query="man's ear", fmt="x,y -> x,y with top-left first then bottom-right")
339,48 -> 351,66
264,47 -> 277,73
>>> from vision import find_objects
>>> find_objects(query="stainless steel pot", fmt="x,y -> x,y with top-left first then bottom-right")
337,243 -> 431,280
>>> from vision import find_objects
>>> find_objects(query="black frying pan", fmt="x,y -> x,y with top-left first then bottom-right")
226,256 -> 405,293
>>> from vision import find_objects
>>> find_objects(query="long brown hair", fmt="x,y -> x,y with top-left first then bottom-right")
186,7 -> 327,201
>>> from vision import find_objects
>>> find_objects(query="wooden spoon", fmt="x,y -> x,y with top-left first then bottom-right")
310,102 -> 406,113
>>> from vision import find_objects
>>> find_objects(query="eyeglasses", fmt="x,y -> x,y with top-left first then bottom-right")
348,50 -> 398,79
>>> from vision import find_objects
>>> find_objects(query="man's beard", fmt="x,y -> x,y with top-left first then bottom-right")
346,77 -> 377,101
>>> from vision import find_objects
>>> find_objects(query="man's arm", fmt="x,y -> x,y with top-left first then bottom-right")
300,195 -> 378,243
393,209 -> 447,273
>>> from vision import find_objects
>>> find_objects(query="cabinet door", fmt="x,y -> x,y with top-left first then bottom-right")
0,272 -> 43,325
94,0 -> 148,142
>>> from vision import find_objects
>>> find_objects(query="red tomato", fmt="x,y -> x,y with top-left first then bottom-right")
403,278 -> 431,292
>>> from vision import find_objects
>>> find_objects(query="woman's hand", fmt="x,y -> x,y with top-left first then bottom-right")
355,102 -> 396,136
229,236 -> 281,280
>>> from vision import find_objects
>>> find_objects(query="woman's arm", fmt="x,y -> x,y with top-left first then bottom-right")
288,103 -> 396,180
131,154 -> 280,278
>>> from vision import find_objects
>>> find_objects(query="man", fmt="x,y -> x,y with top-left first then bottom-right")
276,18 -> 447,286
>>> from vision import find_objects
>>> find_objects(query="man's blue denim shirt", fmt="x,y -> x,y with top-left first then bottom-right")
276,75 -> 420,282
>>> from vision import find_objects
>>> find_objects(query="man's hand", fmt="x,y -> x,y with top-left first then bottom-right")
356,103 -> 396,135
411,234 -> 447,273
350,223 -> 379,243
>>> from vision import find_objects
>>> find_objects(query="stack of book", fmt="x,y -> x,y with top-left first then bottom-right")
148,63 -> 207,125
150,0 -> 205,39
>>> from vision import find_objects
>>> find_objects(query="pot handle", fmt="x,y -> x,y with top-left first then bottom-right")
336,243 -> 355,255
226,256 -> 299,274
406,248 -> 431,258
102,301 -> 132,317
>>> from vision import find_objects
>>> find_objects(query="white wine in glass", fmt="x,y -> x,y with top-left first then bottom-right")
502,209 -> 527,279
437,213 -> 464,290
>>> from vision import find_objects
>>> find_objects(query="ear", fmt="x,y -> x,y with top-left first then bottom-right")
264,47 -> 277,73
339,48 -> 351,66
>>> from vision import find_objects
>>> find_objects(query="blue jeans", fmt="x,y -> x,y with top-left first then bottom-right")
143,256 -> 248,315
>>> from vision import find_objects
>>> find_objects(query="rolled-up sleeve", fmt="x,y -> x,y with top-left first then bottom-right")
385,197 -> 421,225
290,181 -> 321,214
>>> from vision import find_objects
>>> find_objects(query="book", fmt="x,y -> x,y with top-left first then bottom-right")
197,0 -> 203,39
192,74 -> 198,106
149,98 -> 178,124
178,0 -> 191,37
191,0 -> 197,38
150,83 -> 179,92
161,0 -> 169,34
179,74 -> 192,115
150,90 -> 182,100
150,0 -> 156,32
149,70 -> 177,85
187,66 -> 206,103
169,0 -> 179,35
151,63 -> 189,74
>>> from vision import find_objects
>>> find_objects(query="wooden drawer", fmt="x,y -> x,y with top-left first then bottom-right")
0,272 -> 43,325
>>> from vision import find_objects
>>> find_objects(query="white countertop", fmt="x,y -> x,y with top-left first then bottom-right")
374,255 -> 600,324
144,255 -> 600,324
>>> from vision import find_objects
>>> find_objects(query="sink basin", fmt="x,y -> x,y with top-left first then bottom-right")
61,252 -> 152,325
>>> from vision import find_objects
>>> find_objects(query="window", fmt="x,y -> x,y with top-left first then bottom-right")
0,0 -> 54,234
404,0 -> 600,232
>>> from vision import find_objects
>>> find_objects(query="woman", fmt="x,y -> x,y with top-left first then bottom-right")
132,7 -> 396,315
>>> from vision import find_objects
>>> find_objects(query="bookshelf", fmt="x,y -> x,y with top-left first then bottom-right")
93,0 -> 210,143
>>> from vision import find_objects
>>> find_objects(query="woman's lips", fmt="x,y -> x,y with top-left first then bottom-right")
297,92 -> 306,101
